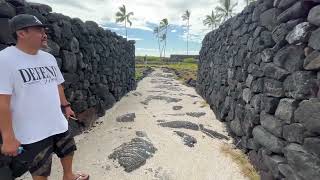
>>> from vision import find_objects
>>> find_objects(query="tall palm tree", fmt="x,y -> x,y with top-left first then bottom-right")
182,10 -> 191,55
159,18 -> 169,58
215,0 -> 237,22
203,10 -> 221,30
115,4 -> 134,39
153,26 -> 162,59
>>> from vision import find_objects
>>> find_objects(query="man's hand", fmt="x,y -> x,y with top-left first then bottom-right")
64,106 -> 75,120
1,136 -> 21,157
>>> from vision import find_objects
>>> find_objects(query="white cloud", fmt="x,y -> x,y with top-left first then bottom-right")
171,29 -> 177,33
128,37 -> 143,41
28,0 -> 247,39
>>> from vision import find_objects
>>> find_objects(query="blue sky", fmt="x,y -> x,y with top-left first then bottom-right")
29,0 -> 247,57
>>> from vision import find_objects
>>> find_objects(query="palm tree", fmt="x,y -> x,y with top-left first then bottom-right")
182,10 -> 191,55
203,10 -> 221,30
115,4 -> 134,39
215,0 -> 237,22
153,26 -> 162,59
159,18 -> 169,58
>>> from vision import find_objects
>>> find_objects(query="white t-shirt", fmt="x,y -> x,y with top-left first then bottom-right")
0,46 -> 68,144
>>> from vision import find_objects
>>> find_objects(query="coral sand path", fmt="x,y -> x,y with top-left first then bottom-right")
21,69 -> 247,180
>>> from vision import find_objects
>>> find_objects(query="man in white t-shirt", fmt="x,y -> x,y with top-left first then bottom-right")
0,14 -> 89,180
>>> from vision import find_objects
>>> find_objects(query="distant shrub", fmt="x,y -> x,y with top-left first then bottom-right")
183,58 -> 196,63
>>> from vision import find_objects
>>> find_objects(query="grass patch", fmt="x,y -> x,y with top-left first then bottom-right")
136,62 -> 198,83
220,143 -> 260,180
182,57 -> 197,63
200,101 -> 209,108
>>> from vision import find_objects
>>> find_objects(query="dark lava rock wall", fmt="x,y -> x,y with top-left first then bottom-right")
0,0 -> 136,126
197,0 -> 320,179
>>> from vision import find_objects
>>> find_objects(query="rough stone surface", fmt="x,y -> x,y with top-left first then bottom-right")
308,28 -> 320,50
158,121 -> 199,131
252,126 -> 286,153
261,96 -> 280,114
174,131 -> 197,147
286,22 -> 313,44
284,143 -> 320,180
116,113 -> 136,122
275,98 -> 299,123
303,137 -> 320,157
307,5 -> 320,26
196,1 -> 320,178
263,63 -> 289,81
199,124 -> 229,140
172,106 -> 183,110
304,50 -> 320,70
294,98 -> 320,134
260,111 -> 283,137
263,78 -> 284,97
277,2 -> 309,23
141,96 -> 182,105
283,123 -> 305,144
108,138 -> 157,172
284,71 -> 318,100
186,112 -> 206,118
273,45 -> 305,72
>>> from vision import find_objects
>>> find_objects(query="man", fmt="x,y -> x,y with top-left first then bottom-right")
0,14 -> 89,180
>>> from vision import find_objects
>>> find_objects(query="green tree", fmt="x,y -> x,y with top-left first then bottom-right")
182,10 -> 191,55
115,4 -> 134,39
215,0 -> 237,22
203,10 -> 221,30
159,18 -> 169,58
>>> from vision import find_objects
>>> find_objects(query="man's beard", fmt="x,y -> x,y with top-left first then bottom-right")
40,41 -> 50,52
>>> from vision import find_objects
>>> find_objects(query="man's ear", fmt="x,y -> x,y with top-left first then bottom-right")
16,30 -> 26,39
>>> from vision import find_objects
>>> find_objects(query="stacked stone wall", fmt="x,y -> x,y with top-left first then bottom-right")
197,0 -> 320,179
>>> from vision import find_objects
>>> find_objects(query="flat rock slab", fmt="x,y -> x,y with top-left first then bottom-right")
136,131 -> 148,137
116,113 -> 136,122
141,95 -> 182,105
179,93 -> 198,98
132,92 -> 142,96
172,106 -> 183,110
199,124 -> 230,140
165,113 -> 186,116
174,131 -> 197,147
186,112 -> 206,118
158,121 -> 199,131
108,138 -> 157,172
154,85 -> 183,91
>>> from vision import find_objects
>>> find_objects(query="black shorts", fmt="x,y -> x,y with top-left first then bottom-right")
1,130 -> 77,177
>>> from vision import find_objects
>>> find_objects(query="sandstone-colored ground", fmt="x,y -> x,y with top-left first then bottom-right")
20,69 -> 247,180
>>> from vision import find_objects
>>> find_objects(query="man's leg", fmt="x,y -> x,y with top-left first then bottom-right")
60,153 -> 75,180
54,130 -> 89,180
32,175 -> 48,180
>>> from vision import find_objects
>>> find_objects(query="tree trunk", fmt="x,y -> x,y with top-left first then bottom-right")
187,20 -> 189,55
164,27 -> 167,58
125,20 -> 127,39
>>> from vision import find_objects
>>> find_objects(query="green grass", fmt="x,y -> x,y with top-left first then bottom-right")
182,57 -> 197,63
136,62 -> 198,82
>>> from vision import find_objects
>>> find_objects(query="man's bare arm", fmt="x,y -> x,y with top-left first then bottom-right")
0,95 -> 14,140
0,94 -> 20,156
58,84 -> 69,106
58,84 -> 75,119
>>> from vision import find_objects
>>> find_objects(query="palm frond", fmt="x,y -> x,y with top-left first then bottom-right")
127,18 -> 132,26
